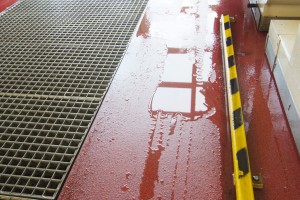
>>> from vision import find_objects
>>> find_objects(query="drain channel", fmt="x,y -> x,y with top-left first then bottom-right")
0,0 -> 148,199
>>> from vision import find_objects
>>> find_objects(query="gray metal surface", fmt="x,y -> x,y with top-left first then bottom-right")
265,41 -> 300,153
265,35 -> 277,71
0,0 -> 148,199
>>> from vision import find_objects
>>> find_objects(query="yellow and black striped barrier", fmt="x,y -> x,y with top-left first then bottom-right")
220,15 -> 255,200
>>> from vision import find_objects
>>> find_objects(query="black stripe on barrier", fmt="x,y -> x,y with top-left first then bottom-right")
224,21 -> 230,30
236,148 -> 250,178
228,55 -> 235,67
233,108 -> 243,129
230,78 -> 239,94
226,37 -> 232,46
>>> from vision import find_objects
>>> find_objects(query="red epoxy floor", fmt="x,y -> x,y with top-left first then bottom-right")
0,0 -> 17,13
59,0 -> 300,199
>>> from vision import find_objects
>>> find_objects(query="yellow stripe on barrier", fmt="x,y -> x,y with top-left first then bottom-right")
220,14 -> 254,200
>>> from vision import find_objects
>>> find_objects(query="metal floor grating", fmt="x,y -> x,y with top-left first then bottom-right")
0,0 -> 148,199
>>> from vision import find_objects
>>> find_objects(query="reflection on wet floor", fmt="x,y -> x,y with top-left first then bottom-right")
161,53 -> 194,83
152,87 -> 192,113
138,0 -> 220,198
150,48 -> 214,120
140,45 -> 216,198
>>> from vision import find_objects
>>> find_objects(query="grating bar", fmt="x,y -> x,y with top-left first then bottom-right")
0,0 -> 148,199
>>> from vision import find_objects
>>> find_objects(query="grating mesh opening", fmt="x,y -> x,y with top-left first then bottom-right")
0,0 -> 148,199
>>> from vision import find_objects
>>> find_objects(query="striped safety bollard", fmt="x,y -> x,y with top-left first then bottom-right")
220,14 -> 255,200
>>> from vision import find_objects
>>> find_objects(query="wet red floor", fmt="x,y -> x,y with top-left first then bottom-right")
59,0 -> 300,199
0,0 -> 17,12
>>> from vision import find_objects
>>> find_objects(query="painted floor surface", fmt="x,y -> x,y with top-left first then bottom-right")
59,0 -> 300,199
0,0 -> 17,12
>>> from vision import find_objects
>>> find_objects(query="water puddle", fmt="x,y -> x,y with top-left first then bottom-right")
139,46 -> 216,199
139,112 -> 165,199
149,48 -> 213,121
137,0 -> 219,198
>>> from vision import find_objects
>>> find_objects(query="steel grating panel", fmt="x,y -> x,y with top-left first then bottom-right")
0,0 -> 148,199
